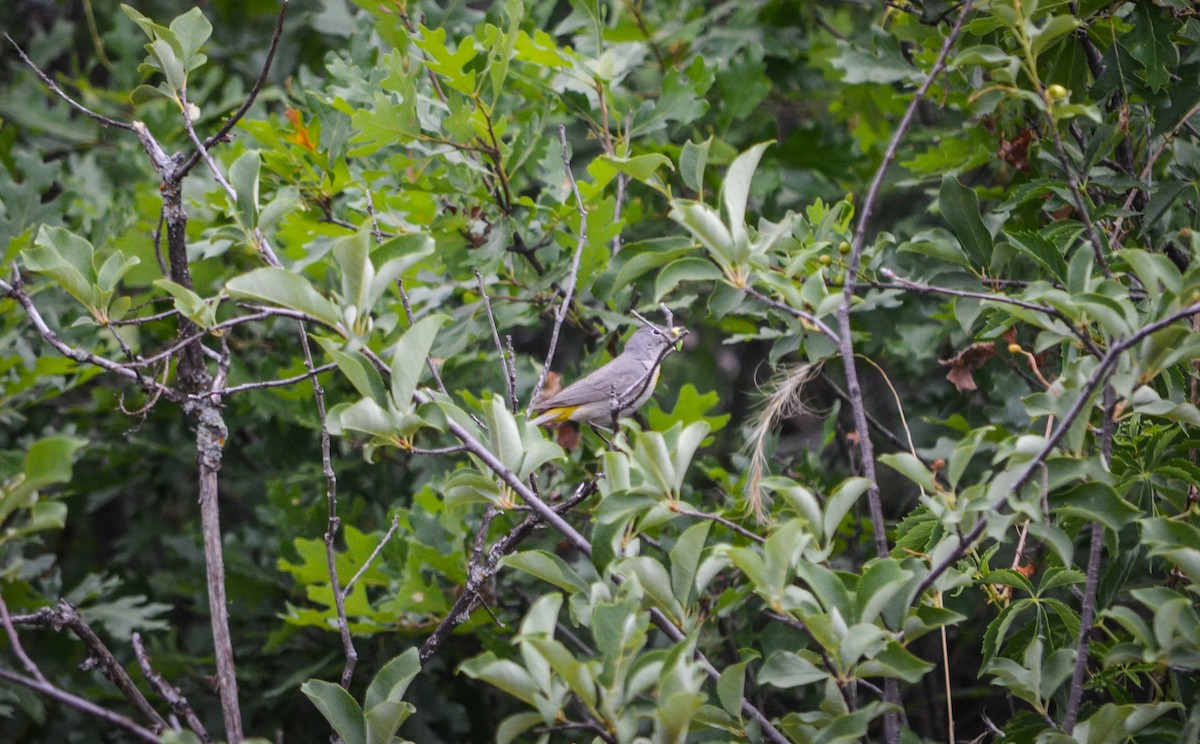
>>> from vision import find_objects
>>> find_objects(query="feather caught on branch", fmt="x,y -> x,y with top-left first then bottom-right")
744,362 -> 821,522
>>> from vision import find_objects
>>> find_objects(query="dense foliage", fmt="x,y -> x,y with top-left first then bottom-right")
3,0 -> 1200,742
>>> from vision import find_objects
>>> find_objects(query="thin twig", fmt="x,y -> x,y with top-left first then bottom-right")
179,87 -> 237,204
820,373 -> 912,454
196,363 -> 338,398
4,35 -> 135,131
765,611 -> 854,710
132,633 -> 211,743
671,504 -> 764,543
342,514 -> 403,598
409,444 -> 468,455
876,270 -> 1104,358
112,307 -> 181,326
395,279 -> 451,398
527,126 -> 590,416
1043,100 -> 1113,278
0,600 -> 164,742
365,189 -> 386,243
0,669 -> 160,743
299,324 -> 357,689
1109,98 -> 1200,249
475,269 -> 519,412
1063,386 -> 1114,731
58,603 -> 168,732
742,284 -> 841,344
505,335 -> 519,412
2,272 -> 180,403
0,594 -> 47,682
178,0 -> 290,177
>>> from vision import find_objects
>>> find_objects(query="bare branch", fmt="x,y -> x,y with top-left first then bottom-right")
476,269 -> 519,412
342,514 -> 403,599
298,324 -> 357,688
197,363 -> 338,398
1063,386 -> 1114,731
179,86 -> 238,204
2,271 -> 180,403
1042,103 -> 1113,278
670,504 -> 764,543
527,126 -> 591,416
1109,98 -> 1200,249
0,598 -> 163,742
132,633 -> 211,743
178,0 -> 291,177
742,284 -> 841,344
836,5 -> 974,739
0,594 -> 48,683
0,668 -> 160,743
5,35 -> 135,131
395,279 -> 451,398
877,269 -> 1105,358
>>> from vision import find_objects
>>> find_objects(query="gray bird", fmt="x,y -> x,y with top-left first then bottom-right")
531,325 -> 685,428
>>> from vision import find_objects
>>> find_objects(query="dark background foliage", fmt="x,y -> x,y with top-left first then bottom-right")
2,1 -> 1199,742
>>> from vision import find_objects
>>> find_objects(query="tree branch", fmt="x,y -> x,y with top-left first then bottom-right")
177,0 -> 290,178
837,5 -> 974,739
528,125 -> 591,416
132,633 -> 211,743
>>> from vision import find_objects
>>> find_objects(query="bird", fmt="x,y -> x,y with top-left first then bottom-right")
530,325 -> 685,429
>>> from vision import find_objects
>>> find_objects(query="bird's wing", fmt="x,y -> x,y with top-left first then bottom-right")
533,356 -> 650,410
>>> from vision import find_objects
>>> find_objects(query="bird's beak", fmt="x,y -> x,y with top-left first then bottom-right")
669,326 -> 687,351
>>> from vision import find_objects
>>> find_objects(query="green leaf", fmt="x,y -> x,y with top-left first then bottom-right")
149,38 -> 186,92
602,153 -> 675,184
154,279 -> 214,328
880,453 -> 939,496
301,680 -> 366,744
169,7 -> 213,69
759,651 -> 827,688
717,659 -> 751,718
1056,482 -> 1141,533
721,142 -> 773,264
1006,230 -> 1067,283
824,477 -> 871,543
1029,15 -> 1082,57
496,712 -> 544,744
859,641 -> 936,684
680,137 -> 711,195
1,436 -> 88,525
856,558 -> 912,627
500,550 -> 590,595
363,649 -> 421,744
654,257 -> 721,302
458,654 -> 540,706
95,251 -> 139,294
669,521 -> 710,606
364,648 -> 420,711
230,150 -> 260,231
486,0 -> 524,101
389,315 -> 449,409
939,174 -> 992,269
618,556 -> 684,621
669,200 -> 736,273
23,226 -> 98,309
333,227 -> 372,317
225,268 -> 343,329
317,340 -> 387,406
